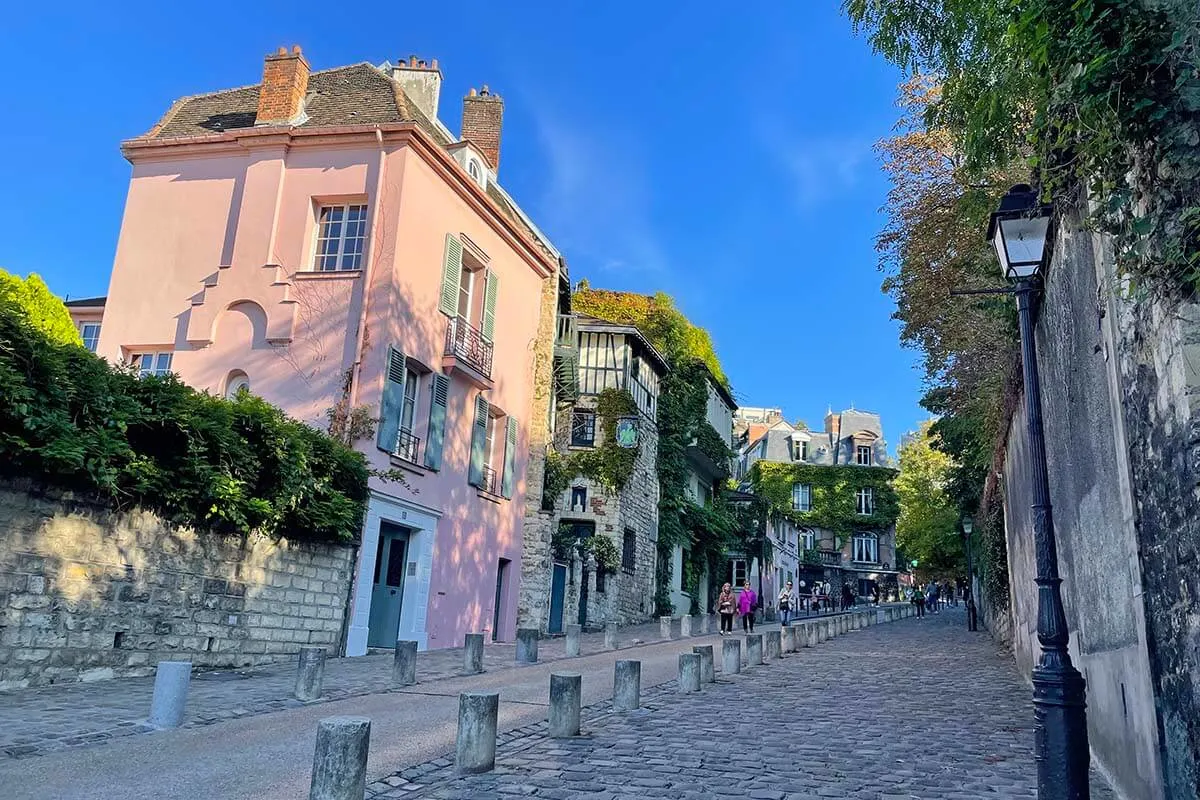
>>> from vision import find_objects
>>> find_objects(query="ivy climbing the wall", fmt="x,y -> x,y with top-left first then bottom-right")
543,388 -> 639,499
751,461 -> 900,542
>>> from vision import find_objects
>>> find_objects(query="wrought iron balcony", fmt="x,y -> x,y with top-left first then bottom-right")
479,465 -> 501,498
444,316 -> 493,381
394,429 -> 421,465
553,314 -> 579,400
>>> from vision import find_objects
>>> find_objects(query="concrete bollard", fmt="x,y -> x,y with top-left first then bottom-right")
565,624 -> 582,658
604,622 -> 618,650
680,615 -> 693,638
765,630 -> 782,660
455,692 -> 499,773
393,640 -> 418,686
308,716 -> 370,800
549,673 -> 582,737
824,618 -> 835,640
463,633 -> 485,674
692,644 -> 715,683
660,616 -> 673,640
148,660 -> 191,729
746,633 -> 764,666
698,613 -> 710,635
295,647 -> 327,702
613,660 -> 641,711
781,626 -> 796,654
722,637 -> 742,675
678,653 -> 701,693
516,628 -> 539,664
807,622 -> 821,647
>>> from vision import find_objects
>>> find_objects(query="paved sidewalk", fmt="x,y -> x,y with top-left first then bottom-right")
0,610 -> 846,759
371,609 -> 1117,800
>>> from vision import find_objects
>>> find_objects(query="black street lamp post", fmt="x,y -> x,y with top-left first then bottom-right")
961,515 -> 978,632
987,184 -> 1091,799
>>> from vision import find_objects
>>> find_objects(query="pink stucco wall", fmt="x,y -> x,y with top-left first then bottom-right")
99,128 -> 551,651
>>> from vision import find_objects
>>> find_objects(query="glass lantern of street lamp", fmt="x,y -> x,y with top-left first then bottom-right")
961,516 -> 974,535
987,184 -> 1055,280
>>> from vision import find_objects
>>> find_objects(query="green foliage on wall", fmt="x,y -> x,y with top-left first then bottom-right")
551,521 -> 622,573
0,303 -> 369,544
750,461 -> 899,540
543,388 -> 639,498
0,269 -> 82,347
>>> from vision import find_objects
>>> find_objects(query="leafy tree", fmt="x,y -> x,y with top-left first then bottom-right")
895,420 -> 963,578
0,269 -> 81,346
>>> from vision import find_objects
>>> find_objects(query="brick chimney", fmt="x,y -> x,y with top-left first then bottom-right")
392,55 -> 442,123
256,46 -> 309,126
461,86 -> 504,172
825,409 -> 841,439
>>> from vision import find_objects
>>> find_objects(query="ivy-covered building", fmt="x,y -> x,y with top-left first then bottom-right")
518,312 -> 667,632
740,408 -> 901,607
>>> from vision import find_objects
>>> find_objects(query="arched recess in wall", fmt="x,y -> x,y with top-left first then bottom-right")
211,300 -> 269,348
224,370 -> 250,399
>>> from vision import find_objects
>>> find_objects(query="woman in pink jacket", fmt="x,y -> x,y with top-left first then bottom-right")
738,580 -> 757,633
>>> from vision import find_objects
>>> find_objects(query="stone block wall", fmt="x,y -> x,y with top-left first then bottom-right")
0,485 -> 354,691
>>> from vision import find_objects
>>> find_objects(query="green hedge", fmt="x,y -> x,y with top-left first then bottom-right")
0,303 -> 369,544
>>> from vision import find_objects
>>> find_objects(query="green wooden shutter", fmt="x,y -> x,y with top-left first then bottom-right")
423,373 -> 450,470
501,415 -> 519,499
481,269 -> 499,342
439,234 -> 464,317
376,347 -> 406,452
468,394 -> 489,487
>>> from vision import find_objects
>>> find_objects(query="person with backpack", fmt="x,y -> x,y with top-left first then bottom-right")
738,580 -> 757,633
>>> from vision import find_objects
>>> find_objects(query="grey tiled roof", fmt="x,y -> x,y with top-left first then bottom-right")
148,63 -> 449,146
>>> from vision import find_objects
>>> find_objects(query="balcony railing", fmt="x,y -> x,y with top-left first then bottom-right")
394,429 -> 421,465
818,549 -> 842,566
479,465 -> 501,498
445,316 -> 494,379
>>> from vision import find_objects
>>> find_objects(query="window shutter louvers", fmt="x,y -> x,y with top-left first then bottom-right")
424,373 -> 450,470
468,395 -> 489,487
501,416 -> 519,499
376,347 -> 406,452
481,269 -> 499,342
439,234 -> 464,317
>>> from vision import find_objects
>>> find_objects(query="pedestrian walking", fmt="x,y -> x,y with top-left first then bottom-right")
738,580 -> 757,633
841,583 -> 854,611
914,588 -> 926,618
717,583 -> 736,635
778,581 -> 795,625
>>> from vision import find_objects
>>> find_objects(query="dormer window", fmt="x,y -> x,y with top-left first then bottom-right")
468,159 -> 482,182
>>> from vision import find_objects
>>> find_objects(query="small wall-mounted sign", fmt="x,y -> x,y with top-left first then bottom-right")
614,416 -> 639,448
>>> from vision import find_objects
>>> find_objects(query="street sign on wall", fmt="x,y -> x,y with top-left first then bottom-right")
614,416 -> 639,448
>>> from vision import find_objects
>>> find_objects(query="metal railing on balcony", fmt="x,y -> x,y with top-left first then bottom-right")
394,429 -> 421,465
555,314 -> 577,348
445,316 -> 494,378
479,465 -> 501,498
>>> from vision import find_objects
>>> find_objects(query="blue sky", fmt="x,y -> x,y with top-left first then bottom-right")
0,2 -> 925,445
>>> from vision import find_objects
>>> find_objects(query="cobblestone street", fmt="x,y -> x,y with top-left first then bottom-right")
374,609 -> 1117,800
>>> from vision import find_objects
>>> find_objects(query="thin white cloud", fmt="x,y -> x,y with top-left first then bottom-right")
758,121 -> 872,211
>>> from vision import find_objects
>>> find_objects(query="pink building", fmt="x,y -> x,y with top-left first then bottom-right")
74,46 -> 564,654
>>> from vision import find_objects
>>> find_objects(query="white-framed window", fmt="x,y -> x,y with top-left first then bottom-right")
81,323 -> 101,352
856,487 -> 874,515
799,528 -> 816,551
400,368 -> 419,432
468,159 -> 482,182
130,352 -> 172,378
225,371 -> 250,399
313,203 -> 368,271
730,559 -> 748,586
792,440 -> 807,461
856,444 -> 872,465
792,482 -> 812,512
852,533 -> 879,564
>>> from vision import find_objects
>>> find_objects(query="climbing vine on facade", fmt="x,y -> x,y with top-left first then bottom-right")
750,461 -> 900,541
542,388 -> 639,499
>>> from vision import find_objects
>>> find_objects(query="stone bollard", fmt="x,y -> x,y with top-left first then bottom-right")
807,622 -> 821,647
825,618 -> 835,640
549,673 -> 582,737
746,633 -> 764,666
148,661 -> 191,729
698,614 -> 710,635
680,615 -> 693,638
463,633 -> 485,674
516,628 -> 539,664
781,626 -> 796,654
565,624 -> 582,658
604,622 -> 618,650
309,716 -> 370,800
613,660 -> 641,711
678,653 -> 701,693
295,647 -> 327,702
393,640 -> 418,686
456,692 -> 499,774
692,644 -> 715,683
765,630 -> 782,660
660,616 -> 673,640
722,637 -> 742,675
